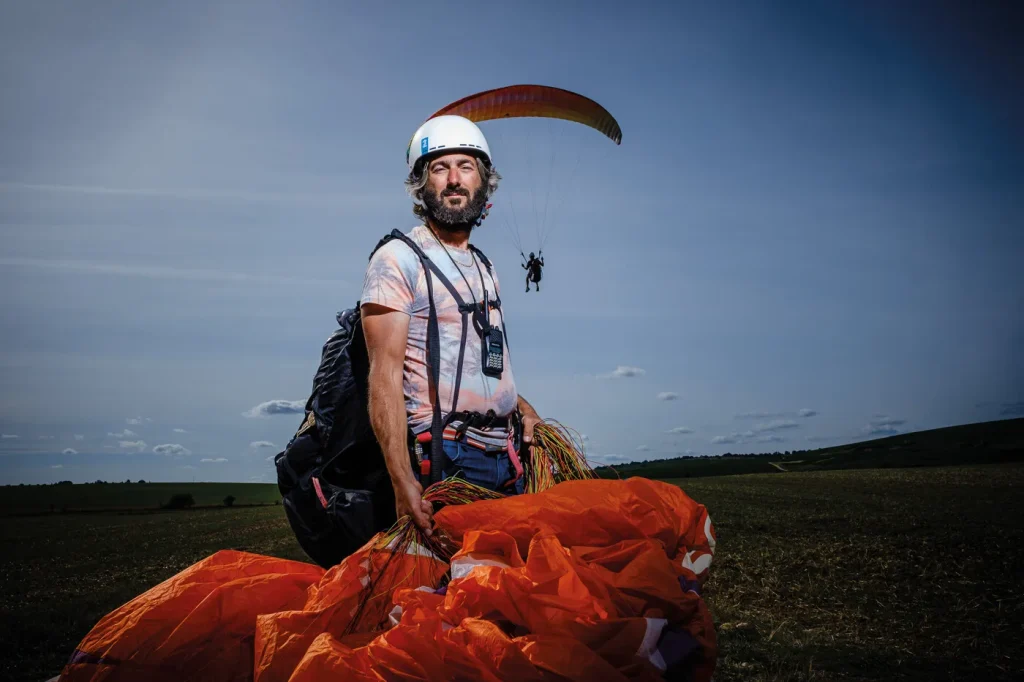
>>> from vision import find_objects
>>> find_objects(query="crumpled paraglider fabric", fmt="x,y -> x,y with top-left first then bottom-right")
58,478 -> 717,682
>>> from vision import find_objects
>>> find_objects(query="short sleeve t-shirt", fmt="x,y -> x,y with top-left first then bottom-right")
359,224 -> 518,441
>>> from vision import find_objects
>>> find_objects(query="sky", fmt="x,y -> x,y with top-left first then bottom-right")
1,0 -> 1022,484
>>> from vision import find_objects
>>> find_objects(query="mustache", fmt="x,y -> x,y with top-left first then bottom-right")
442,187 -> 468,197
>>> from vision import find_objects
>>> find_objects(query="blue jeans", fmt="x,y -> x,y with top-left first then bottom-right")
441,439 -> 524,495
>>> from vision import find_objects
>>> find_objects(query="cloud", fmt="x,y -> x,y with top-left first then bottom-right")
754,420 -> 799,433
590,453 -> 632,464
711,430 -> 756,445
38,435 -> 54,440
756,435 -> 785,443
153,444 -> 192,456
2,434 -> 19,439
108,429 -> 137,438
244,400 -> 305,418
179,465 -> 196,470
200,457 -> 228,463
74,434 -> 85,441
581,434 -> 590,442
636,445 -> 650,452
735,411 -> 784,419
0,181 -> 383,209
657,392 -> 679,401
869,416 -> 906,427
666,427 -> 694,434
999,402 -> 1024,416
62,448 -> 78,455
798,409 -> 817,418
50,464 -> 63,469
119,440 -> 147,453
173,428 -> 188,433
864,426 -> 900,436
126,417 -> 142,425
266,455 -> 277,462
598,366 -> 646,379
250,440 -> 277,449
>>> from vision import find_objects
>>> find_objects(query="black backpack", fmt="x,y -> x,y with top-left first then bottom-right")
274,229 -> 503,568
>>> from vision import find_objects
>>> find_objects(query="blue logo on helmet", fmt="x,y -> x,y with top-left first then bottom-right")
421,137 -> 429,155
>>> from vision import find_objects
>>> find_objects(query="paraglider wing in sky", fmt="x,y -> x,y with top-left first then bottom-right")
429,84 -> 623,146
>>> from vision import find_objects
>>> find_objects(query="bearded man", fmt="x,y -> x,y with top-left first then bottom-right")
359,115 -> 543,536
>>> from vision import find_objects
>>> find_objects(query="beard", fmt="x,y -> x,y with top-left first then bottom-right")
422,184 -> 489,232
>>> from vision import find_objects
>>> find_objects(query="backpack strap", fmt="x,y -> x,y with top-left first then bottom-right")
368,229 -> 478,485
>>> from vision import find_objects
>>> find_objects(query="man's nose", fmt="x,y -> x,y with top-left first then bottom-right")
446,166 -> 461,186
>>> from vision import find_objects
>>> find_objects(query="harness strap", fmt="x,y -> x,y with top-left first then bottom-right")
370,230 -> 505,487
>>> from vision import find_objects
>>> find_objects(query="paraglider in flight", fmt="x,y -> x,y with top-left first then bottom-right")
523,250 -> 544,292
427,85 -> 622,288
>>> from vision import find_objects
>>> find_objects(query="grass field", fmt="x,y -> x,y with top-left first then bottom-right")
3,462 -> 1021,681
0,481 -> 283,515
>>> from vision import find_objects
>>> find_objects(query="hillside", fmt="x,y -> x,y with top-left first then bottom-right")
594,417 -> 1024,480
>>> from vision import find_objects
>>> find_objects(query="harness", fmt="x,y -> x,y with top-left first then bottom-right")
375,229 -> 521,488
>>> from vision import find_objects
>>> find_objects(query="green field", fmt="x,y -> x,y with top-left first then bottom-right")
596,417 -> 1024,480
0,481 -> 282,515
3,419 -> 1023,681
4,463 -> 1022,681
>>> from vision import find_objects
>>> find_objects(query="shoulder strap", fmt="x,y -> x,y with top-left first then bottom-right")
367,229 -> 476,484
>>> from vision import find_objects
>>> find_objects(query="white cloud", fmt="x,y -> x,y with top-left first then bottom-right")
250,440 -> 276,449
1000,402 -> 1024,416
798,409 -> 818,418
2,434 -> 19,439
711,435 -> 737,445
119,440 -> 147,453
50,464 -> 63,469
589,453 -> 631,464
200,457 -> 228,463
153,444 -> 192,456
74,434 -> 85,441
126,417 -> 142,425
598,365 -> 646,379
754,419 -> 799,433
667,427 -> 694,434
62,448 -> 78,455
869,416 -> 905,427
173,428 -> 188,433
637,445 -> 650,452
108,429 -> 137,438
244,400 -> 305,418
735,411 -> 782,419
756,435 -> 785,443
657,392 -> 679,401
179,465 -> 197,470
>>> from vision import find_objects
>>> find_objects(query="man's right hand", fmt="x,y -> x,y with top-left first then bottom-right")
395,476 -> 433,537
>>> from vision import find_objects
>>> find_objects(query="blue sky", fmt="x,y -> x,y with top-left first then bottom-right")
1,0 -> 1022,484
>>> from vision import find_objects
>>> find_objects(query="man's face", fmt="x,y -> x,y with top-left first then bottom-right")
422,153 -> 488,229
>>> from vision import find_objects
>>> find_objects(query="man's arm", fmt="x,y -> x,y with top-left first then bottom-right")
362,303 -> 433,535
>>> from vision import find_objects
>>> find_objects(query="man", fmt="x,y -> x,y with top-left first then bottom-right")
360,115 -> 543,537
522,252 -> 544,292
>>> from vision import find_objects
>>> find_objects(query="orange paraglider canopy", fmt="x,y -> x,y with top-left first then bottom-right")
429,84 -> 623,145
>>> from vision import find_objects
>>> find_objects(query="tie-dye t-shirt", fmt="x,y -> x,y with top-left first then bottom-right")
359,224 -> 518,444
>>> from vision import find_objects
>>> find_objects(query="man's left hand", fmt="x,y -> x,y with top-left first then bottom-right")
520,405 -> 541,446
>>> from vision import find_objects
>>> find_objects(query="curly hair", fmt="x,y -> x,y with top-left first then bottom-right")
405,156 -> 501,223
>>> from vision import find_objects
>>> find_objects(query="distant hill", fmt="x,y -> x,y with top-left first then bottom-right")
593,417 -> 1024,480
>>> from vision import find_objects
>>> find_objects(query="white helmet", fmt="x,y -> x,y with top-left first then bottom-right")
406,115 -> 492,173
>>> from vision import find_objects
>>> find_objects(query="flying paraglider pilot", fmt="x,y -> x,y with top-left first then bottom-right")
522,251 -> 544,292
360,115 -> 543,538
